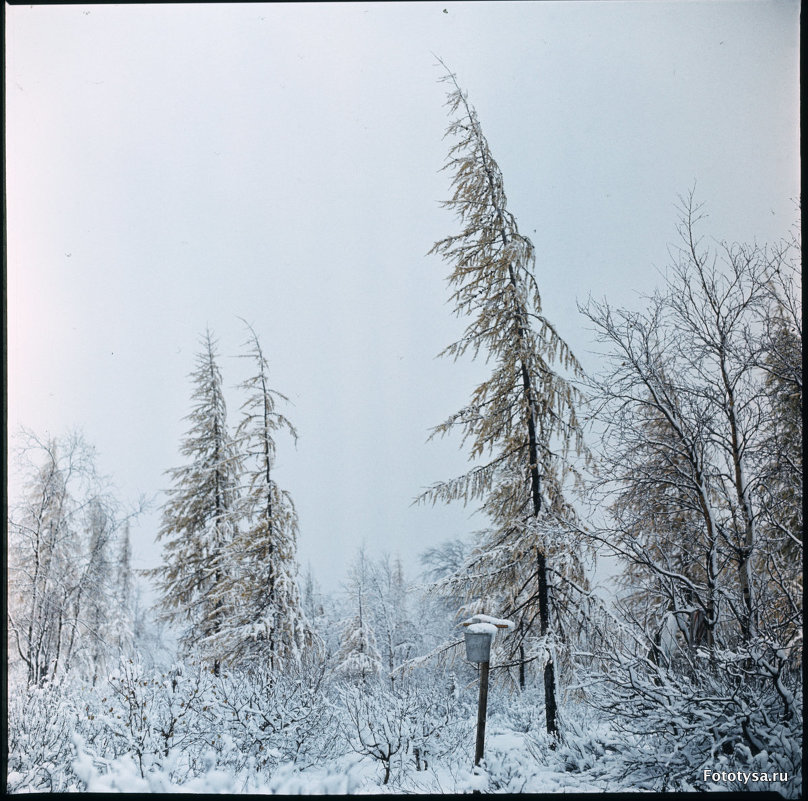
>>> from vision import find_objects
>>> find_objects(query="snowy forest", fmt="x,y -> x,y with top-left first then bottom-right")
6,61 -> 802,795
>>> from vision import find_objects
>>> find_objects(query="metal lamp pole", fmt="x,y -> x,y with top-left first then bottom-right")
474,658 -> 490,766
462,615 -> 513,770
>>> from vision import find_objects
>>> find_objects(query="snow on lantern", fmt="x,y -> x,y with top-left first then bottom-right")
461,614 -> 513,661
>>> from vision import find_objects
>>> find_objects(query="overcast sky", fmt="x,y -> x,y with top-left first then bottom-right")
6,2 -> 800,595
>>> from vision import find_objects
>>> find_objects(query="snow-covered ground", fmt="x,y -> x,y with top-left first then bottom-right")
7,666 -> 800,796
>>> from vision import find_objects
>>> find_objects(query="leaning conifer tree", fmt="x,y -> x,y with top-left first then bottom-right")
419,65 -> 589,736
226,320 -> 315,669
151,329 -> 241,672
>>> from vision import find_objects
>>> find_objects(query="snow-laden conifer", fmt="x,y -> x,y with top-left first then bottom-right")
81,499 -> 116,681
224,321 -> 316,668
337,547 -> 383,683
755,229 -> 802,617
336,602 -> 382,685
109,522 -> 136,658
150,329 -> 241,672
419,64 -> 591,736
336,608 -> 383,685
365,553 -> 418,686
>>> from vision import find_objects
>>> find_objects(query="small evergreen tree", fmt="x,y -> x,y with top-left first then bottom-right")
150,329 -> 241,672
223,321 -> 315,668
336,604 -> 383,684
110,522 -> 136,658
337,547 -> 382,683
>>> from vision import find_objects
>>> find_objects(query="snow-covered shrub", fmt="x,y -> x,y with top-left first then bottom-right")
523,700 -> 629,789
585,644 -> 803,796
214,660 -> 342,772
7,681 -> 81,792
399,671 -> 472,774
339,669 -> 469,787
69,734 -> 360,794
339,681 -> 411,785
90,658 -> 343,783
478,729 -> 536,793
93,657 -> 221,782
499,684 -> 546,733
7,659 -> 350,792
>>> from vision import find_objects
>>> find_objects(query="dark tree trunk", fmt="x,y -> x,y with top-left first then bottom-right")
537,549 -> 557,737
519,642 -> 526,689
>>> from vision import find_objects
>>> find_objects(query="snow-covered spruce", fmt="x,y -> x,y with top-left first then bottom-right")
148,329 -> 243,672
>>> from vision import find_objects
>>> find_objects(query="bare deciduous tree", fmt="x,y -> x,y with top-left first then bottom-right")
8,429 -> 138,687
580,195 -> 801,757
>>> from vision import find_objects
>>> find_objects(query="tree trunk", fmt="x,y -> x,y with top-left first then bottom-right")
537,549 -> 557,737
519,642 -> 526,689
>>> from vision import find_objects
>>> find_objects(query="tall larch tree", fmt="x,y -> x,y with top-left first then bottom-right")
419,65 -> 589,737
225,321 -> 315,669
82,498 -> 116,682
367,553 -> 417,686
150,329 -> 241,673
755,228 -> 801,665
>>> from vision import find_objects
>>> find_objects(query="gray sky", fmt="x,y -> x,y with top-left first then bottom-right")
6,2 -> 800,594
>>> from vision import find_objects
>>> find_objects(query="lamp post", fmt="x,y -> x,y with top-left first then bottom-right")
461,615 -> 513,768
